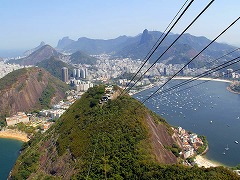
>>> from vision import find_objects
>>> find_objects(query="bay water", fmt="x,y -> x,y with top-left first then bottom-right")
134,80 -> 240,167
0,138 -> 23,179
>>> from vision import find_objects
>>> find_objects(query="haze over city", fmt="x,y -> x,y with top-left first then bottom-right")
1,0 -> 240,52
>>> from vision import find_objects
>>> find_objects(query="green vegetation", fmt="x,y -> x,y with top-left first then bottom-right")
165,143 -> 182,157
8,122 -> 36,136
10,86 -> 239,179
232,164 -> 240,170
197,135 -> 208,154
16,83 -> 25,92
0,68 -> 27,93
39,84 -> 56,109
11,132 -> 42,179
36,56 -> 73,80
37,70 -> 43,82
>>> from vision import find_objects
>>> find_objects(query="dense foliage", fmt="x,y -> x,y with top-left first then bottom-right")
197,135 -> 208,154
39,84 -> 56,108
10,86 -> 239,179
36,56 -> 73,80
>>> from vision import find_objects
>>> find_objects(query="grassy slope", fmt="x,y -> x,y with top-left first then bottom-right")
10,86 -> 239,179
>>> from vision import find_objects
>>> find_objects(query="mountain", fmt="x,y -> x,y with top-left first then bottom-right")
0,67 -> 68,119
70,51 -> 98,65
23,41 -> 46,56
8,45 -> 62,66
57,29 -> 238,67
56,36 -> 75,50
115,30 -> 237,66
10,86 -> 238,179
57,35 -> 130,54
36,56 -> 73,80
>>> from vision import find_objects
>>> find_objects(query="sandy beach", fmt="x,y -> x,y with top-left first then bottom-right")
173,76 -> 232,83
0,129 -> 29,142
194,155 -> 222,168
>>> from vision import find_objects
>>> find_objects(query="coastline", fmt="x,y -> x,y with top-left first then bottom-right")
172,76 -> 232,83
0,129 -> 29,142
194,155 -> 223,168
131,77 -> 235,167
226,86 -> 240,95
130,76 -> 233,96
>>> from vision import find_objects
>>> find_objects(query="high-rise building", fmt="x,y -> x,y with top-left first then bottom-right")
226,69 -> 233,78
80,68 -> 86,79
85,68 -> 88,79
61,67 -> 68,82
76,69 -> 81,79
73,69 -> 77,78
163,67 -> 167,76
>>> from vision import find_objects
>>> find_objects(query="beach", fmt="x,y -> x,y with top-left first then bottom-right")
0,129 -> 29,142
172,76 -> 232,83
194,155 -> 222,168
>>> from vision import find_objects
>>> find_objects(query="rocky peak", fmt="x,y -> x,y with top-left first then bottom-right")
140,29 -> 152,44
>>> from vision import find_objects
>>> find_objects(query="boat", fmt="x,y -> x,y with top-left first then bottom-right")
235,141 -> 239,144
222,151 -> 226,155
225,144 -> 229,150
210,121 -> 213,123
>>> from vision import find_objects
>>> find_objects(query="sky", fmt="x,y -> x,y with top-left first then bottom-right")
0,0 -> 239,53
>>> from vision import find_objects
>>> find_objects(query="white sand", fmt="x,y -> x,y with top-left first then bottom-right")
194,155 -> 221,168
0,129 -> 29,142
173,76 -> 232,83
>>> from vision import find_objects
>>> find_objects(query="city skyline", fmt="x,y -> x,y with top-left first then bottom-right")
1,0 -> 239,52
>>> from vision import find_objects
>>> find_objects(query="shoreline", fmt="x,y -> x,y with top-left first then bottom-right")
131,76 -> 234,96
172,76 -> 232,83
0,129 -> 29,142
131,77 -> 235,167
194,155 -> 223,168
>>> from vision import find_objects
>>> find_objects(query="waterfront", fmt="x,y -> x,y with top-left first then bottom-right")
133,79 -> 240,167
0,138 -> 23,179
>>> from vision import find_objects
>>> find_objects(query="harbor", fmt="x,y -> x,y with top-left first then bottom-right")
133,79 -> 240,167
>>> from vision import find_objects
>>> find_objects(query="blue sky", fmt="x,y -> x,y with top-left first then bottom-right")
0,0 -> 239,50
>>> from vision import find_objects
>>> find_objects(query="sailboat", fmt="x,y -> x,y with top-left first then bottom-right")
225,144 -> 229,151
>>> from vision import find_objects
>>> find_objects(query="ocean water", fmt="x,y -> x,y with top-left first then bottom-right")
133,80 -> 240,167
0,138 -> 23,179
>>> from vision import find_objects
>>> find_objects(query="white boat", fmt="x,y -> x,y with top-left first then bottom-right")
225,144 -> 229,150
235,141 -> 239,144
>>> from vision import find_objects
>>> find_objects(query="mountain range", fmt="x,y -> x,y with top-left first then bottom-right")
56,29 -> 239,67
9,44 -> 98,67
6,29 -> 239,70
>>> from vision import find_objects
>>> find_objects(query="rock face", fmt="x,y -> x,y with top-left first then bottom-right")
0,67 -> 68,116
56,36 -> 75,50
